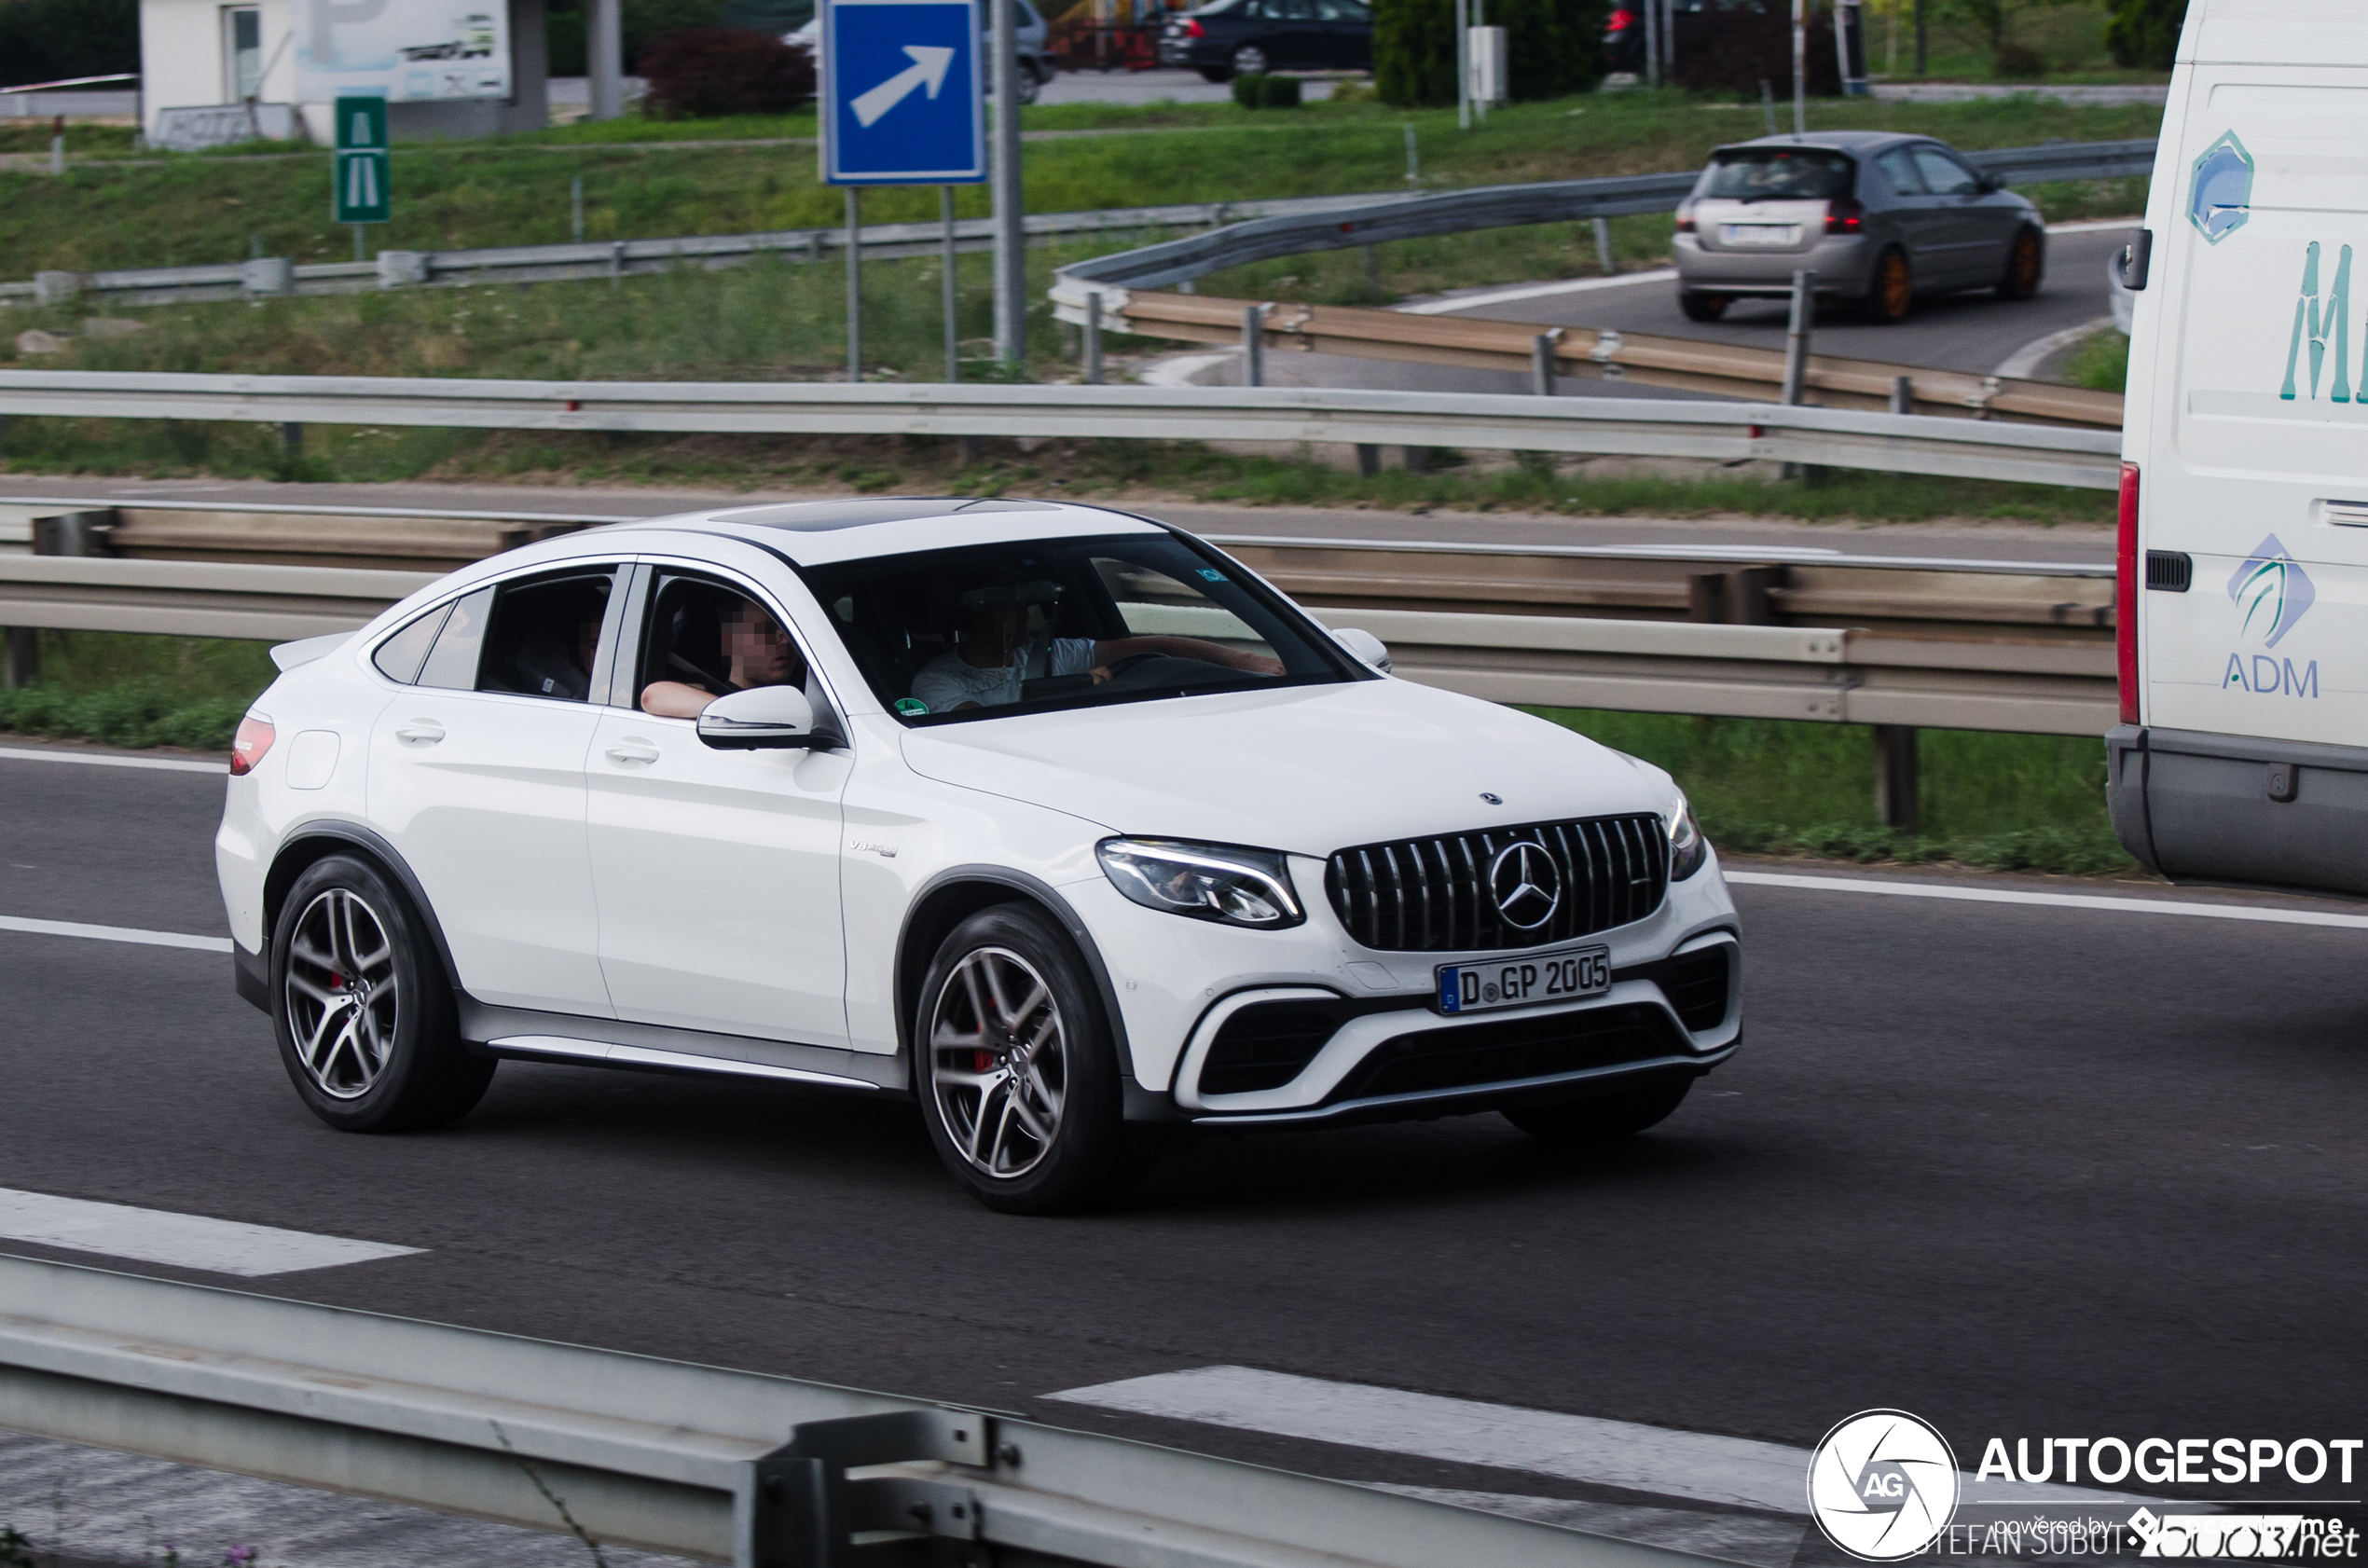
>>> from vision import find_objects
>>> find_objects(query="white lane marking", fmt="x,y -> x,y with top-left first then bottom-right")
1725,871 -> 2368,929
1993,313 -> 2117,379
0,745 -> 227,774
0,915 -> 232,952
0,1188 -> 421,1277
1048,1366 -> 2155,1515
1398,268 -> 1678,316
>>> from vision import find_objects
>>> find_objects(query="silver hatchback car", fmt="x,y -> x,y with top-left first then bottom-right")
1672,131 -> 2045,323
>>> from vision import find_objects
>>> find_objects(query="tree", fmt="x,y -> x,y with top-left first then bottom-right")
1373,0 -> 1604,109
2104,0 -> 2185,68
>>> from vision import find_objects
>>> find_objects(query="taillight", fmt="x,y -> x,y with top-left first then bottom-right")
2116,462 -> 2141,725
1675,200 -> 1695,234
230,713 -> 275,777
1824,198 -> 1865,234
1607,7 -> 1635,28
1183,17 -> 1202,34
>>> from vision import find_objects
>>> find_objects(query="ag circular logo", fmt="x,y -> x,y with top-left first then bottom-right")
1488,840 -> 1561,929
1806,1410 -> 1961,1562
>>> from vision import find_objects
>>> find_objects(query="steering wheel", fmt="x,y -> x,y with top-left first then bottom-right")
1101,652 -> 1168,680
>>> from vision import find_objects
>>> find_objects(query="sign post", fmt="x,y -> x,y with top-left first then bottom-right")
819,0 -> 986,383
333,96 -> 391,260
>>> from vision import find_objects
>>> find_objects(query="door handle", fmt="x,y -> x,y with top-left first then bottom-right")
394,721 -> 446,746
605,738 -> 660,766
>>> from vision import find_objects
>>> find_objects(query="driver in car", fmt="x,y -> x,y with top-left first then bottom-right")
909,578 -> 1284,713
641,596 -> 806,718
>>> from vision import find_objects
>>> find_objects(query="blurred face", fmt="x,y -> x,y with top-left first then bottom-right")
723,601 -> 796,686
959,599 -> 1032,667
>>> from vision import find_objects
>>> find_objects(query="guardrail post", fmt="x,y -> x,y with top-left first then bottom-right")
1531,330 -> 1562,396
1083,290 -> 1105,385
281,423 -> 305,461
1592,217 -> 1615,275
1242,303 -> 1265,388
610,241 -> 626,291
1781,269 -> 1816,406
1890,374 -> 1913,415
1874,724 -> 1920,832
1362,244 -> 1382,291
1356,445 -> 1381,477
2,627 -> 34,689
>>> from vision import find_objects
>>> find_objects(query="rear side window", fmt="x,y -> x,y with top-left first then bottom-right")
476,571 -> 614,703
371,604 -> 450,684
1911,145 -> 1981,196
1876,147 -> 1926,196
1700,149 -> 1854,200
417,587 -> 495,690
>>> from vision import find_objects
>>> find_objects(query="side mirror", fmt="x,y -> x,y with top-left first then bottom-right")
1332,626 -> 1392,674
696,685 -> 827,750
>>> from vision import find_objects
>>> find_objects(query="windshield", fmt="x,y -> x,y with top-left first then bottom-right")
804,532 -> 1362,723
1698,148 -> 1855,200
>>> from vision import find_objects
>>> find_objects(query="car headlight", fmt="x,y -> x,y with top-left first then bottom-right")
1096,839 -> 1304,929
1667,795 -> 1709,881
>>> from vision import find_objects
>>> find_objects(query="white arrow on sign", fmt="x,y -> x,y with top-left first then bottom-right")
848,45 -> 957,128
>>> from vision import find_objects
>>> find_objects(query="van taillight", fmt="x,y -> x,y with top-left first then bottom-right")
1824,199 -> 1865,234
2116,462 -> 2140,726
230,713 -> 276,777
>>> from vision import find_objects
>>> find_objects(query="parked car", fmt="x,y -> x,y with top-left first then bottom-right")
215,499 -> 1743,1214
787,3 -> 1050,103
1159,0 -> 1372,83
1672,131 -> 2045,323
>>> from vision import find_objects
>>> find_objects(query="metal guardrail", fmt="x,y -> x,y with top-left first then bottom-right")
0,193 -> 1399,309
1080,291 -> 2127,426
0,543 -> 2116,736
1050,139 -> 2158,295
0,1252 -> 1643,1568
0,376 -> 2123,488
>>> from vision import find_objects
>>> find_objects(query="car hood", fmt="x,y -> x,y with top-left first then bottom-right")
898,679 -> 1673,856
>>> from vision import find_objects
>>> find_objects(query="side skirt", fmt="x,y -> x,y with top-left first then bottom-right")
456,998 -> 908,1096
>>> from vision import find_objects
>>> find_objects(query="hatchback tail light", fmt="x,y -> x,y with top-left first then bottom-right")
2116,462 -> 2141,725
230,712 -> 276,777
1181,16 -> 1203,34
1824,198 -> 1865,234
1674,200 -> 1696,234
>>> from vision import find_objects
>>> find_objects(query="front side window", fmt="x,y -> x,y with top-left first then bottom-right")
1911,145 -> 1982,196
635,574 -> 813,719
804,532 -> 1359,723
1698,149 -> 1854,200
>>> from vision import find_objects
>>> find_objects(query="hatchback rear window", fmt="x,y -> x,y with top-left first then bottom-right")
1699,149 -> 1855,200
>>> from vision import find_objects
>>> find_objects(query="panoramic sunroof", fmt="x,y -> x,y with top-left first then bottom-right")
709,498 -> 1058,532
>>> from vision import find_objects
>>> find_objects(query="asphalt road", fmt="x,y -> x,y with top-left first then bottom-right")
1250,225 -> 2135,401
2,742 -> 2361,1547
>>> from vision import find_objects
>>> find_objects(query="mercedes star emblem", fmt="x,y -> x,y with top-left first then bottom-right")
1488,840 -> 1561,929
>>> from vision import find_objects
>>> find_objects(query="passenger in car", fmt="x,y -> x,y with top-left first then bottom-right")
641,597 -> 806,717
909,576 -> 1283,712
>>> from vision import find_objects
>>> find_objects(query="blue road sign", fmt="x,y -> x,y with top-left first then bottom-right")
821,0 -> 985,186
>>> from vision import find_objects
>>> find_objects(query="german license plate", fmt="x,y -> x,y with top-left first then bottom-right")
1722,224 -> 1798,246
1436,944 -> 1610,1014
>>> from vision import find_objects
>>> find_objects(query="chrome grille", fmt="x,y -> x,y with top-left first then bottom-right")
1324,814 -> 1670,953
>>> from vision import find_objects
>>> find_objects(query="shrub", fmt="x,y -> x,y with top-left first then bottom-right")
2104,0 -> 2186,69
640,26 -> 817,117
1993,38 -> 2045,78
1373,0 -> 1602,108
1231,73 -> 1302,108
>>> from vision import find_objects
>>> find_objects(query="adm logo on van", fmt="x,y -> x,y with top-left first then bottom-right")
2223,536 -> 2320,697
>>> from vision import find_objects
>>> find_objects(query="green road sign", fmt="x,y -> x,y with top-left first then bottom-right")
333,96 -> 391,225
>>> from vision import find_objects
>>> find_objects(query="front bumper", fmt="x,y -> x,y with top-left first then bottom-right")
1673,232 -> 1875,296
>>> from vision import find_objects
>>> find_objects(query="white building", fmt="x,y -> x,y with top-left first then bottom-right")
136,0 -> 577,144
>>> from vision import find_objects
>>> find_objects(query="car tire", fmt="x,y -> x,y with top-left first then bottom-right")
1997,226 -> 2044,300
1501,1076 -> 1692,1143
1860,246 -> 1913,323
914,903 -> 1134,1215
1678,290 -> 1728,322
270,855 -> 494,1134
1198,65 -> 1232,83
1231,43 -> 1269,76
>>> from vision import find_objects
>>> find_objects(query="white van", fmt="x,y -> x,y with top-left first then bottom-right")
2109,1 -> 2368,897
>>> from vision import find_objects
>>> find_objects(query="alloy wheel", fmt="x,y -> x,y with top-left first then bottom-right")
283,887 -> 401,1100
2010,232 -> 2042,294
1879,253 -> 1912,317
928,946 -> 1067,1179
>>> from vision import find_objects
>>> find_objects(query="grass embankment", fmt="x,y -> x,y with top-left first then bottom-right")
1,633 -> 2126,873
